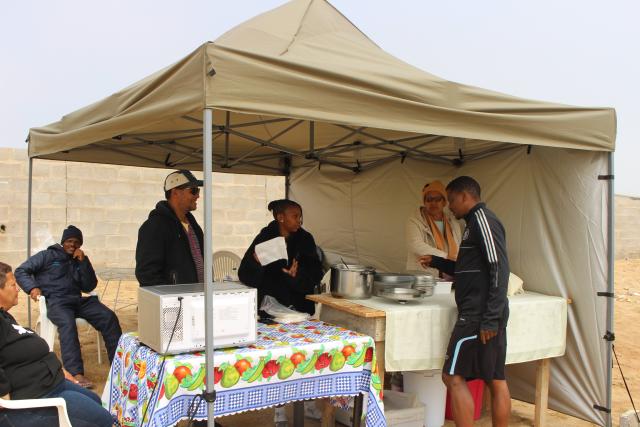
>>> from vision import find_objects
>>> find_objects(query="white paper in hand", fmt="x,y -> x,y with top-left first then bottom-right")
255,236 -> 288,266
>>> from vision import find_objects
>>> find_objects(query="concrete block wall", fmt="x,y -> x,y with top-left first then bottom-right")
0,148 -> 284,269
616,195 -> 640,259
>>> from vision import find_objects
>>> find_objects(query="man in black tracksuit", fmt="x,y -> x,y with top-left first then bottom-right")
421,176 -> 511,427
136,170 -> 205,286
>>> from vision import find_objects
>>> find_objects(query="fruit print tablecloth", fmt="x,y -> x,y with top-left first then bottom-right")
102,320 -> 385,427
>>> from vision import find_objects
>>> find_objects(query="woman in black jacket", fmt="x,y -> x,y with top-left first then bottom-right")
238,199 -> 323,315
0,262 -> 113,427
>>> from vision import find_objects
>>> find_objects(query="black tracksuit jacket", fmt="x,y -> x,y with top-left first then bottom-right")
431,202 -> 510,331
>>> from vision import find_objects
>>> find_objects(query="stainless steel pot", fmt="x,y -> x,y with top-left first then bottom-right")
330,264 -> 375,299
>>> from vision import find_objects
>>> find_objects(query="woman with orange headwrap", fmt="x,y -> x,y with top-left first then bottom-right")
405,180 -> 464,278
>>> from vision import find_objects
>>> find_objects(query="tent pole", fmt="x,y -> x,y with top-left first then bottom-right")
203,108 -> 216,427
605,152 -> 615,427
26,157 -> 33,328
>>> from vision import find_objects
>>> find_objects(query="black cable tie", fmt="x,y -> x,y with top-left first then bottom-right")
164,153 -> 175,167
598,174 -> 614,180
202,390 -> 217,403
208,68 -> 217,76
400,152 -> 407,163
597,291 -> 615,298
603,331 -> 615,342
527,145 -> 532,154
593,404 -> 611,413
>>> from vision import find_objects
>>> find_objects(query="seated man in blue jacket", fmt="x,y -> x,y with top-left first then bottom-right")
15,225 -> 122,389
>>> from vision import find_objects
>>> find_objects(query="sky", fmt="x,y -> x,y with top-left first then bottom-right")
1,0 -> 638,196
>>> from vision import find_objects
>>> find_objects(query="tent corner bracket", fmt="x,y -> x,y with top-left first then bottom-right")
603,331 -> 615,342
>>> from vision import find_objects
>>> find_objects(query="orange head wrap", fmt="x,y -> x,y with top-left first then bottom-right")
422,180 -> 447,204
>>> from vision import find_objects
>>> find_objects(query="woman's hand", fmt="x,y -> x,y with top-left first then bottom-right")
282,259 -> 299,278
418,255 -> 432,269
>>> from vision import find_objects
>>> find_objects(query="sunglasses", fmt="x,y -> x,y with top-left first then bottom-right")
425,196 -> 444,203
178,186 -> 200,195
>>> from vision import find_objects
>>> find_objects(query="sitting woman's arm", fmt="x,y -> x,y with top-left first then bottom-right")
238,237 -> 266,289
283,233 -> 323,296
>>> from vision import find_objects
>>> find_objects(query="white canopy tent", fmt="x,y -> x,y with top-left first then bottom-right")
27,0 -> 616,425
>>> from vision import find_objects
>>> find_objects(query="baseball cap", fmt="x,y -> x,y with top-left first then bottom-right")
164,170 -> 203,191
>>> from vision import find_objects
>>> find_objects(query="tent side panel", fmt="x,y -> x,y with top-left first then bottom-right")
289,148 -> 608,425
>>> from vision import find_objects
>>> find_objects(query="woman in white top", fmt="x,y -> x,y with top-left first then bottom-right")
405,180 -> 464,278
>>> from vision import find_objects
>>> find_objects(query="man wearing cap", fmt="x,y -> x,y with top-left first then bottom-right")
135,170 -> 205,287
15,225 -> 122,389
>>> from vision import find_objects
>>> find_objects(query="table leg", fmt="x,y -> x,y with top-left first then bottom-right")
534,358 -> 550,427
114,280 -> 122,311
376,340 -> 385,390
321,399 -> 336,427
293,401 -> 304,427
352,394 -> 364,427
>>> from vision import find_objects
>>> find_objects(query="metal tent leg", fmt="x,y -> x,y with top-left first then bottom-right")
27,157 -> 33,328
605,152 -> 615,427
203,108 -> 216,427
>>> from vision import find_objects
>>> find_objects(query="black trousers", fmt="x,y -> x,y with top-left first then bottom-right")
46,295 -> 122,375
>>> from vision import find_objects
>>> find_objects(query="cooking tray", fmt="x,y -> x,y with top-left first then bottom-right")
373,273 -> 415,296
379,287 -> 425,304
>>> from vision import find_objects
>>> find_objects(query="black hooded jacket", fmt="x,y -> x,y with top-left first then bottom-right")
0,310 -> 64,399
238,221 -> 323,315
136,201 -> 204,286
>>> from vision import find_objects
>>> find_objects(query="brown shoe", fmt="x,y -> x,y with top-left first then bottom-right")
73,374 -> 95,389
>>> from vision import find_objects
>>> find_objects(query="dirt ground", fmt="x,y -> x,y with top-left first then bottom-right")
10,259 -> 640,426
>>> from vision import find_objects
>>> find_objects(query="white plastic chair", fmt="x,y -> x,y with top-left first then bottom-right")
0,397 -> 72,427
36,295 -> 102,365
212,250 -> 241,282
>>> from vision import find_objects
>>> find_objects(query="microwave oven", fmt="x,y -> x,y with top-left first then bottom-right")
138,282 -> 257,354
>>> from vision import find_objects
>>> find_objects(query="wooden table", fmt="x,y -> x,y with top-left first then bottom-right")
308,293 -> 553,427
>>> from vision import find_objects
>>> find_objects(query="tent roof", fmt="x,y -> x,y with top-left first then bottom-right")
28,0 -> 616,174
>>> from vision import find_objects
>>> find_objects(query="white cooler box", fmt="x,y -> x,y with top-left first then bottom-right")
403,370 -> 447,427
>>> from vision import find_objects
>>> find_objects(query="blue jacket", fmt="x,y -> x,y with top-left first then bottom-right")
14,244 -> 98,300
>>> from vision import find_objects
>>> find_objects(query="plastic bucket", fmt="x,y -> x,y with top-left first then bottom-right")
402,370 -> 447,427
445,378 -> 485,420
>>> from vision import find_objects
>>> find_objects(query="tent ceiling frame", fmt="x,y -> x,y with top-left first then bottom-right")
49,114 -> 529,174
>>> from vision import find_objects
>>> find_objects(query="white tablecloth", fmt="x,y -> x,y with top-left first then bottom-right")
354,292 -> 567,371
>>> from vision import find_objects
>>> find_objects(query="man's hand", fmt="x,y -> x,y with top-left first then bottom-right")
63,369 -> 80,384
73,248 -> 85,261
441,272 -> 454,281
282,259 -> 299,278
418,255 -> 432,269
29,288 -> 42,302
479,329 -> 497,344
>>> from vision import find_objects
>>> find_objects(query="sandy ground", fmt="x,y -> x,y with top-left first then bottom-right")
9,259 -> 640,426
